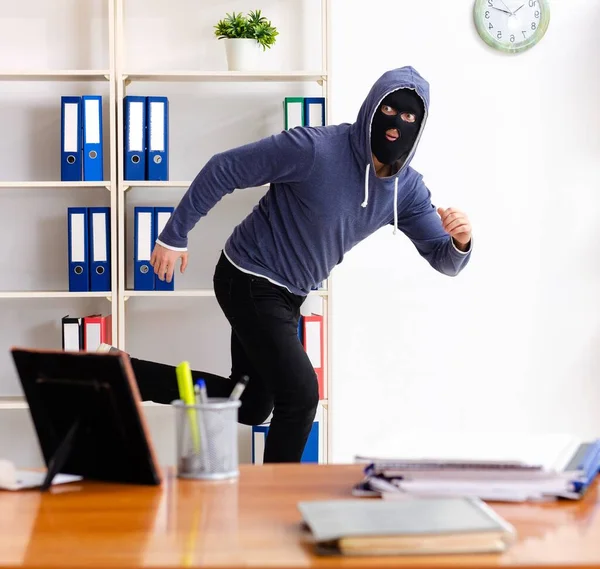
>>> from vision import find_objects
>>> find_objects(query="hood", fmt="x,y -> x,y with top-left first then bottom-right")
349,66 -> 431,235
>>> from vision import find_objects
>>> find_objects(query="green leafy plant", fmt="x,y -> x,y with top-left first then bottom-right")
214,10 -> 278,50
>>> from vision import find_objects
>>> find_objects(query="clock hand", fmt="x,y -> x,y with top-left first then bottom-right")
491,6 -> 513,14
513,4 -> 525,14
498,0 -> 514,14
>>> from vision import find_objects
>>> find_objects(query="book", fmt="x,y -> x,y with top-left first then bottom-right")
298,497 -> 516,556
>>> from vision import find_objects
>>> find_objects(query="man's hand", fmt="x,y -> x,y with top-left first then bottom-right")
437,207 -> 472,252
150,243 -> 188,283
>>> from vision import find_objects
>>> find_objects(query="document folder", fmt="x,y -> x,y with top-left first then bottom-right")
134,206 -> 154,290
153,206 -> 174,290
81,95 -> 103,181
61,96 -> 82,181
68,207 -> 89,292
61,316 -> 83,351
303,315 -> 324,399
303,97 -> 326,127
83,314 -> 112,352
284,97 -> 304,129
88,206 -> 110,292
124,96 -> 147,180
146,96 -> 169,181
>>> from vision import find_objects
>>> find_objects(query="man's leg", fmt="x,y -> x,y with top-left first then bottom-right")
213,254 -> 319,463
127,357 -> 233,405
229,329 -> 273,426
100,324 -> 273,426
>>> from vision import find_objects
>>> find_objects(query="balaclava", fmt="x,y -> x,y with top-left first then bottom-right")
370,88 -> 424,166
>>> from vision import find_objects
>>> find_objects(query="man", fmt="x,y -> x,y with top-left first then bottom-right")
117,66 -> 473,463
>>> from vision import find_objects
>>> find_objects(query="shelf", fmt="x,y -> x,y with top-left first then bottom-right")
125,289 -> 328,298
0,291 -> 112,299
0,397 -> 166,410
0,70 -> 111,81
125,289 -> 215,298
122,71 -> 328,83
122,181 -> 270,191
0,181 -> 111,189
122,180 -> 191,190
0,397 -> 28,410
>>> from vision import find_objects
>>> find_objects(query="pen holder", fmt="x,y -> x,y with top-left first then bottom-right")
173,398 -> 241,480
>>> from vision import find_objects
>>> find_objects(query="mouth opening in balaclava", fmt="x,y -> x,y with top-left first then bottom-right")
370,88 -> 425,167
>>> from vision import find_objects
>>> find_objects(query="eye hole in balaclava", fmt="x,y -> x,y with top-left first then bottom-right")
371,88 -> 424,167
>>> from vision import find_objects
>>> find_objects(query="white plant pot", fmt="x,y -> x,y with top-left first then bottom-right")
224,38 -> 262,71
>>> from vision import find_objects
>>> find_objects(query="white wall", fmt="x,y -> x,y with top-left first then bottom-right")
329,0 -> 600,462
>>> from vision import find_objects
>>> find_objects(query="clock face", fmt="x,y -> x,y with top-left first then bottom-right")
474,0 -> 550,54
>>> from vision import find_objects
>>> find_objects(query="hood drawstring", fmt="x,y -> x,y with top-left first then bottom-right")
393,177 -> 399,235
361,163 -> 370,207
362,162 -> 399,235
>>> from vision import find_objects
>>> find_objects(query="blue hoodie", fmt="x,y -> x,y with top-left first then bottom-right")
157,66 -> 471,296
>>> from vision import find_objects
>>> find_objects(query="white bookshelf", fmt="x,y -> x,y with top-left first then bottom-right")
0,0 -> 119,407
0,0 -> 334,463
114,0 -> 333,461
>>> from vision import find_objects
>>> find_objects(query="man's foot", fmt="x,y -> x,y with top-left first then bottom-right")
96,343 -> 122,355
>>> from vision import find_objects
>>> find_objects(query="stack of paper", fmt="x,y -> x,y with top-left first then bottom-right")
353,433 -> 600,502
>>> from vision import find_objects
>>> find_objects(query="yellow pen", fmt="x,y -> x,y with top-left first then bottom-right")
176,361 -> 200,452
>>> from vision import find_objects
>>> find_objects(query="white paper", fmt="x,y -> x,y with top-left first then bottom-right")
0,460 -> 81,491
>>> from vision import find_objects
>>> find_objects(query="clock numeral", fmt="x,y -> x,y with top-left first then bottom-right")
528,0 -> 537,6
497,31 -> 502,39
531,22 -> 537,30
535,10 -> 540,18
522,30 -> 527,38
489,22 -> 494,30
485,10 -> 490,18
510,34 -> 515,42
487,0 -> 493,5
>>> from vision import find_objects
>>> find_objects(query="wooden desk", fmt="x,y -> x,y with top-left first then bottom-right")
0,464 -> 599,569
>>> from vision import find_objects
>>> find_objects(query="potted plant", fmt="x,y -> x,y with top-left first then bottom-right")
214,10 -> 278,71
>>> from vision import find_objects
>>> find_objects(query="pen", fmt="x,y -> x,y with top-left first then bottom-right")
229,375 -> 249,401
195,379 -> 208,404
193,378 -> 210,472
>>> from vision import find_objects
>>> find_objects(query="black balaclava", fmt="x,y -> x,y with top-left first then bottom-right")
370,88 -> 425,166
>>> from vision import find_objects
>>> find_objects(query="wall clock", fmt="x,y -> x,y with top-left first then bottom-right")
474,0 -> 550,54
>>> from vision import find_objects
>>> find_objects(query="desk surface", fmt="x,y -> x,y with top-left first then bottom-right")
0,464 -> 600,569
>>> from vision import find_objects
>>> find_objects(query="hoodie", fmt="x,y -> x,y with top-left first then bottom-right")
157,66 -> 472,296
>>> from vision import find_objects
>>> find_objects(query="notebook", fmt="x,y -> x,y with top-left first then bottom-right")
298,497 -> 516,556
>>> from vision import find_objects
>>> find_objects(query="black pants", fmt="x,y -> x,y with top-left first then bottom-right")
130,252 -> 319,463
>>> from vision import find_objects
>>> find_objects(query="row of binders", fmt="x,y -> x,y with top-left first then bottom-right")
284,96 -> 325,129
64,93 -> 319,182
124,95 -> 169,181
61,96 -> 104,182
352,432 -> 600,503
61,313 -> 112,352
134,206 -> 174,291
68,207 -> 111,292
